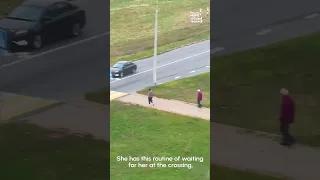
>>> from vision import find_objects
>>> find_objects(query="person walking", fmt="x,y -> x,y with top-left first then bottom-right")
148,88 -> 154,105
197,89 -> 202,108
279,88 -> 296,146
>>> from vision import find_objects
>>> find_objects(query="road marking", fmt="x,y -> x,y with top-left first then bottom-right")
189,70 -> 195,73
15,52 -> 31,58
206,65 -> 210,68
0,31 -> 110,69
305,13 -> 319,19
110,50 -> 210,84
2,51 -> 12,56
174,76 -> 180,79
256,28 -> 272,36
110,91 -> 128,101
210,47 -> 225,55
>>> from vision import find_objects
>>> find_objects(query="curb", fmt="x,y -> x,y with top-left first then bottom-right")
1,101 -> 66,124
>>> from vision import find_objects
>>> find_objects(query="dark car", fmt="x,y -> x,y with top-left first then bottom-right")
0,0 -> 86,51
110,61 -> 137,78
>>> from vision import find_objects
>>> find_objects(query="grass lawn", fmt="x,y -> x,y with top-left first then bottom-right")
0,123 -> 284,180
0,0 -> 22,17
212,32 -> 320,146
211,164 -> 287,180
110,0 -> 210,64
138,73 -> 210,107
110,101 -> 210,180
84,87 -> 110,105
0,123 -> 109,180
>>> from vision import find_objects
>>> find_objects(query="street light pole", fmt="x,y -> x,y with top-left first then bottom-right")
153,1 -> 158,85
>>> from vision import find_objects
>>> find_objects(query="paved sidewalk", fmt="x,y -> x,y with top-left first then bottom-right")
0,91 -> 64,122
16,97 -> 109,141
5,92 -> 320,180
211,123 -> 320,180
119,93 -> 320,180
118,93 -> 210,120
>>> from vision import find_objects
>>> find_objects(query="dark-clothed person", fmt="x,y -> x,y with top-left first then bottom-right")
148,88 -> 154,105
279,88 -> 295,146
197,89 -> 202,108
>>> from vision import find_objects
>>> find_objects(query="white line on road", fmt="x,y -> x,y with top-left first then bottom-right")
0,31 -> 110,69
1,51 -> 13,56
305,13 -> 319,19
189,70 -> 195,73
256,28 -> 272,36
16,52 -> 31,58
110,50 -> 210,84
210,47 -> 225,55
174,76 -> 180,79
206,65 -> 210,68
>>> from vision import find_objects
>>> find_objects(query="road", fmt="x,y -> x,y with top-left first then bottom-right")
1,0 -> 320,100
0,0 -> 109,100
0,0 -> 108,65
111,7 -> 320,93
211,11 -> 320,56
110,41 -> 210,93
211,0 -> 320,38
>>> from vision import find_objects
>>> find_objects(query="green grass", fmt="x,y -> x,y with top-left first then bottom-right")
110,101 -> 210,180
0,0 -> 22,17
211,32 -> 320,146
0,123 -> 109,180
211,164 -> 287,180
0,122 -> 285,180
110,0 -> 210,64
84,87 -> 110,105
138,73 -> 210,107
114,34 -> 209,63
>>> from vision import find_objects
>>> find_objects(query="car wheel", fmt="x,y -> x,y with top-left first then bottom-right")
120,72 -> 124,78
32,35 -> 43,49
71,23 -> 81,36
132,68 -> 136,74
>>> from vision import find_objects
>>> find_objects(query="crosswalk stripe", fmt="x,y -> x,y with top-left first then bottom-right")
110,91 -> 128,101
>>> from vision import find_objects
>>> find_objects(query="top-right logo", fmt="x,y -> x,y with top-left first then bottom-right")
190,7 -> 209,24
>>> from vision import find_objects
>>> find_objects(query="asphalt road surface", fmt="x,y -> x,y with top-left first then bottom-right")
0,0 -> 109,100
111,6 -> 320,93
211,0 -> 320,38
1,0 -> 320,100
110,41 -> 210,93
0,0 -> 109,65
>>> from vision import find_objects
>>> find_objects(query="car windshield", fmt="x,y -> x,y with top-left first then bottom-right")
112,63 -> 124,69
7,6 -> 44,22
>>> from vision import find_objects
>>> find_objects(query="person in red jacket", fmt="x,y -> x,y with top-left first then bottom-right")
197,89 -> 202,108
279,88 -> 296,146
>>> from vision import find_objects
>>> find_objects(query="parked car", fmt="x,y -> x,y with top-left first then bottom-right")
0,0 -> 86,51
110,61 -> 137,78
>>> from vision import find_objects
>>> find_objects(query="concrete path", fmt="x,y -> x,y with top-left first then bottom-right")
119,93 -> 320,180
0,92 -> 64,122
4,92 -> 320,180
211,123 -> 320,180
118,93 -> 210,120
17,97 -> 109,141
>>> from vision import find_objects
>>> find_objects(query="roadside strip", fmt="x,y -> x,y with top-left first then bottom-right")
110,91 -> 128,101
